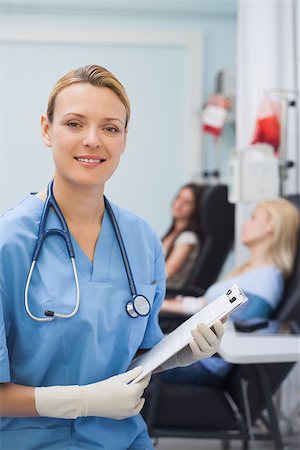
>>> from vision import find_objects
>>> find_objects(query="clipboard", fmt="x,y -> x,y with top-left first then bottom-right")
130,284 -> 248,383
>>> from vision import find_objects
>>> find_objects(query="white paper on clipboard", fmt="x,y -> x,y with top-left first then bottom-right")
129,284 -> 247,383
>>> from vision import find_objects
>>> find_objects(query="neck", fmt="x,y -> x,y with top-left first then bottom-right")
43,175 -> 105,227
174,219 -> 189,231
248,242 -> 274,268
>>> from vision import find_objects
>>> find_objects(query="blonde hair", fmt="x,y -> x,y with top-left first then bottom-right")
46,65 -> 130,127
259,198 -> 299,278
229,198 -> 299,279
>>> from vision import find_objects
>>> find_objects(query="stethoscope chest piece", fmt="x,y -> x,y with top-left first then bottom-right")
126,295 -> 150,318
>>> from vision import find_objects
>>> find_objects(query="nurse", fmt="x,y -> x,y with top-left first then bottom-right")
0,65 -> 224,450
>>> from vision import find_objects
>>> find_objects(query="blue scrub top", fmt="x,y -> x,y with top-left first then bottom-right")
0,194 -> 165,450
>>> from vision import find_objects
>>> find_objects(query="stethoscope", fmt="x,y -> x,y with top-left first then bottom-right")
24,179 -> 151,322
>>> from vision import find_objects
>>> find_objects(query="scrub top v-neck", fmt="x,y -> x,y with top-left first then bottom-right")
69,206 -> 114,282
0,193 -> 165,450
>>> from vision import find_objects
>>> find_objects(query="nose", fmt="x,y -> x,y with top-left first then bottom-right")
83,127 -> 102,149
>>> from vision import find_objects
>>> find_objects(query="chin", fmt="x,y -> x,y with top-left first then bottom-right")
62,174 -> 104,190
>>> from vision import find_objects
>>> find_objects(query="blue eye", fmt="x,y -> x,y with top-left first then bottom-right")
67,122 -> 81,128
104,127 -> 118,133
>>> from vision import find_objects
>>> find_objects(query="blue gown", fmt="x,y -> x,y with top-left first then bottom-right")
163,265 -> 284,385
0,194 -> 165,449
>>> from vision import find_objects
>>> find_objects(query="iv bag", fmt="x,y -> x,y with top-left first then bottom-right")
228,144 -> 279,203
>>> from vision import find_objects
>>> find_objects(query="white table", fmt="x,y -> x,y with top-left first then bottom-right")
218,323 -> 300,441
219,324 -> 300,364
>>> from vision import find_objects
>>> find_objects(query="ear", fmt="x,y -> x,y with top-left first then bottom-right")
41,115 -> 52,147
266,221 -> 274,235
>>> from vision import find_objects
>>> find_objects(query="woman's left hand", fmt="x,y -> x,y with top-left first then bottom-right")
189,320 -> 225,360
175,320 -> 225,367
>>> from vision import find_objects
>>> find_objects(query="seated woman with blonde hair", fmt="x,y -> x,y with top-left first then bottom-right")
160,198 -> 299,386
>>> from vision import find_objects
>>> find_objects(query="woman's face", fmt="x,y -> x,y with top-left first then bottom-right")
241,206 -> 273,246
172,188 -> 196,221
41,83 -> 127,190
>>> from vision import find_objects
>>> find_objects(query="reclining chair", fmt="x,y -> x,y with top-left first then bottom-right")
143,194 -> 300,450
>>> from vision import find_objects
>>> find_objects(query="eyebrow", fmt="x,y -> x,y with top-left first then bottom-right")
62,113 -> 124,125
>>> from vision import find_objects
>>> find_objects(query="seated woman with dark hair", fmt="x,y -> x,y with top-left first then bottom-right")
162,183 -> 206,291
160,198 -> 299,386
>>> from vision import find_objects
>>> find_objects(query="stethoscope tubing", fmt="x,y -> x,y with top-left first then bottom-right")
25,257 -> 80,322
104,197 -> 137,297
25,179 -> 150,322
33,182 -> 75,262
25,180 -> 80,322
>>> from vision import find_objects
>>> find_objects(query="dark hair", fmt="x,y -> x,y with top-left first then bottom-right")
162,183 -> 206,260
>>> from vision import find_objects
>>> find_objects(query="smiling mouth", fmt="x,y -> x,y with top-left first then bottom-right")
74,157 -> 105,164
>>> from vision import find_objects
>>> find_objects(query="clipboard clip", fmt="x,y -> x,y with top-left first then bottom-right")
226,288 -> 237,303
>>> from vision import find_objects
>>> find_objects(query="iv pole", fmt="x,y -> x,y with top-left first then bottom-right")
267,89 -> 299,196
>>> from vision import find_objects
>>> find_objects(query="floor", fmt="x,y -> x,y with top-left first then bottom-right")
154,433 -> 300,449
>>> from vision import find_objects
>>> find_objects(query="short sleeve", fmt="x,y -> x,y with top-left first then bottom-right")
139,240 -> 165,349
0,289 -> 10,382
174,231 -> 198,247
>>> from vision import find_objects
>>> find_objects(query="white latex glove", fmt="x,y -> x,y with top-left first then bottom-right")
161,320 -> 225,370
35,366 -> 151,420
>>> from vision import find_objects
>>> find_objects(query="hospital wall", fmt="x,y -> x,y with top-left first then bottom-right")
0,1 -> 237,236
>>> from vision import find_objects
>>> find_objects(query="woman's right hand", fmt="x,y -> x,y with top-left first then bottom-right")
83,366 -> 150,419
35,366 -> 151,420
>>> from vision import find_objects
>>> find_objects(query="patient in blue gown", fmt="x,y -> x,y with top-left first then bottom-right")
160,198 -> 299,386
